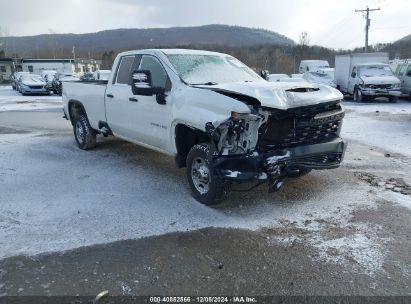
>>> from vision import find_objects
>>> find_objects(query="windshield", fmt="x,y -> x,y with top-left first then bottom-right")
359,65 -> 394,77
167,54 -> 262,85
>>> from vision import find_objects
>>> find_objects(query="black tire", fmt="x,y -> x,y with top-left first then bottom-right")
73,112 -> 97,150
353,87 -> 363,102
186,143 -> 227,205
287,168 -> 312,178
389,96 -> 399,103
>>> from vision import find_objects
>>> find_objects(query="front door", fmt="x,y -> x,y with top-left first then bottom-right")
403,64 -> 411,95
348,66 -> 357,94
129,55 -> 172,150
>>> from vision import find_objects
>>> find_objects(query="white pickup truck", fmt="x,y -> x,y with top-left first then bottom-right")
62,49 -> 347,205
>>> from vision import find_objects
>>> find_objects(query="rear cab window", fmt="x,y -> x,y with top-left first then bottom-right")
114,55 -> 141,85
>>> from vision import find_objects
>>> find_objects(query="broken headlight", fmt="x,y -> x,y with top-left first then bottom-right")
206,112 -> 265,155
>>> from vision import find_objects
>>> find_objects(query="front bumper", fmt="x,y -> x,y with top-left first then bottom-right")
214,137 -> 347,182
361,88 -> 401,97
21,87 -> 49,94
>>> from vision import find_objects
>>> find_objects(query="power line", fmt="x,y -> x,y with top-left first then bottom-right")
355,6 -> 381,52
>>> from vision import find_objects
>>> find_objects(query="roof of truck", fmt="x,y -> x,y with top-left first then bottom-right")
356,62 -> 389,66
118,49 -> 229,57
161,49 -> 227,55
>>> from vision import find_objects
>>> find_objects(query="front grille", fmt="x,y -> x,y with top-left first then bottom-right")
28,85 -> 43,89
259,101 -> 344,149
367,84 -> 391,90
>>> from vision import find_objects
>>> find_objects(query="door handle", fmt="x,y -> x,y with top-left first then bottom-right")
129,97 -> 138,102
106,93 -> 114,98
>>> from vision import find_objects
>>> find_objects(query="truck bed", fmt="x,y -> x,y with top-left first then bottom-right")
62,81 -> 108,130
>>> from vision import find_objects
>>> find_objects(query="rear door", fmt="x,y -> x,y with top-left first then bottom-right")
105,54 -> 141,140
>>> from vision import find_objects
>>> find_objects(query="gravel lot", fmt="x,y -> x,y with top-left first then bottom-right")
0,86 -> 410,296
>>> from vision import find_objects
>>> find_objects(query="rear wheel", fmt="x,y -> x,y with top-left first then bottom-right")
186,143 -> 227,205
73,112 -> 97,150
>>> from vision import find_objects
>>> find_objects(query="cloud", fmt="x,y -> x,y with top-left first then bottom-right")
0,0 -> 410,49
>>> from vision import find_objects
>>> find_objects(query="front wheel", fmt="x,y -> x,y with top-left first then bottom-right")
353,87 -> 363,102
73,113 -> 97,150
186,143 -> 227,205
389,96 -> 399,103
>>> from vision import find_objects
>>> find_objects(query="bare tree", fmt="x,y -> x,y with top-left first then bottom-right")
299,31 -> 310,47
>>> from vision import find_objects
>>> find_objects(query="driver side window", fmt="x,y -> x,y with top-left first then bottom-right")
139,55 -> 170,90
351,67 -> 356,78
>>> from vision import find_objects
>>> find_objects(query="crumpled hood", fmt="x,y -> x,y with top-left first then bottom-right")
195,81 -> 343,110
360,75 -> 400,85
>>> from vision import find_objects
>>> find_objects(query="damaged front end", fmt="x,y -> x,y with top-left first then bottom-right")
205,100 -> 347,192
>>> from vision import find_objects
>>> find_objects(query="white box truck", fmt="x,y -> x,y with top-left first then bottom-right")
335,53 -> 401,102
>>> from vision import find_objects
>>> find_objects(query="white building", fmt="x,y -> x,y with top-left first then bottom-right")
0,58 -> 14,82
21,58 -> 101,75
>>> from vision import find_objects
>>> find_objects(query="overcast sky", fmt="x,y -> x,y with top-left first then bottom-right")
0,0 -> 410,49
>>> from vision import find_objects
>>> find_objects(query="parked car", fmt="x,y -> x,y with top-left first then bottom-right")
267,74 -> 290,82
18,74 -> 49,95
393,60 -> 411,98
40,70 -> 57,79
11,72 -> 30,90
303,68 -> 336,87
52,73 -> 80,96
80,72 -> 95,81
40,70 -> 58,92
93,70 -> 111,80
62,49 -> 346,205
335,53 -> 401,102
299,60 -> 330,73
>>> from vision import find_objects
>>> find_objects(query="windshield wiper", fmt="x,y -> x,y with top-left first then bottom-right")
190,81 -> 218,86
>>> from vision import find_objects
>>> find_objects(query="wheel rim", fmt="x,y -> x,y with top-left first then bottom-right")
75,121 -> 85,144
191,157 -> 211,194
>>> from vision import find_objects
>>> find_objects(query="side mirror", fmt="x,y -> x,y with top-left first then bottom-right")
131,70 -> 155,96
131,70 -> 167,104
351,72 -> 356,78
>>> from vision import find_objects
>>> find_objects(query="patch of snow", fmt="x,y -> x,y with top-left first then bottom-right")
0,86 -> 62,112
226,170 -> 241,178
342,100 -> 411,157
380,192 -> 411,211
311,233 -> 387,276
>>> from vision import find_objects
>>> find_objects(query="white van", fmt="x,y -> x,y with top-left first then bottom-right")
393,60 -> 411,97
299,60 -> 330,73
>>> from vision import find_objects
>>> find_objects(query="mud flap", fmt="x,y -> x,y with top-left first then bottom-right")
268,177 -> 285,193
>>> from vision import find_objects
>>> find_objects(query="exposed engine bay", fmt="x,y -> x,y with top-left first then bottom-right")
205,100 -> 347,192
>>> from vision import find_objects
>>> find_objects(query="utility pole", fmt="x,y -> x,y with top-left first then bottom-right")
355,6 -> 380,52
